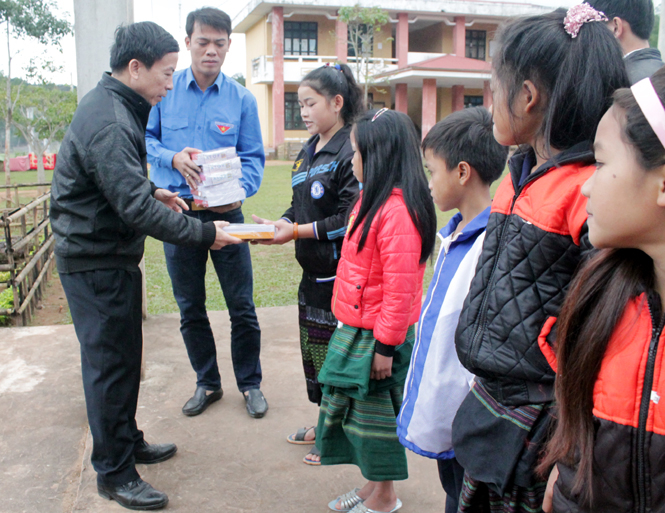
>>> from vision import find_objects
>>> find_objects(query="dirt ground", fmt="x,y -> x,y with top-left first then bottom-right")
30,271 -> 71,326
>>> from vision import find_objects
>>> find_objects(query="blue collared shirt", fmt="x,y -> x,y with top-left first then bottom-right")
146,67 -> 265,198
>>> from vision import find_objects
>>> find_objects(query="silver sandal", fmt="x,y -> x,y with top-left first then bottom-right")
328,488 -> 363,512
348,498 -> 403,513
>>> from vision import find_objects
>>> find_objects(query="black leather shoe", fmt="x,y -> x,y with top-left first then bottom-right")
244,388 -> 268,418
134,440 -> 177,464
98,478 -> 168,510
182,386 -> 223,416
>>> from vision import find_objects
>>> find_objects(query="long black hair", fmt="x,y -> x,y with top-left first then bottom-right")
349,109 -> 436,264
493,8 -> 629,153
300,63 -> 364,125
540,66 -> 665,504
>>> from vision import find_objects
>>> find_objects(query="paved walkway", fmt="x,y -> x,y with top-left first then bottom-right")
0,305 -> 444,512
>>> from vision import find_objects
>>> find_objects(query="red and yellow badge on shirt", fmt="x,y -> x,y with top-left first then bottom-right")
215,122 -> 234,134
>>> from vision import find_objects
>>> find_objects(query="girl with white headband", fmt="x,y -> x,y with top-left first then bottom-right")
451,3 -> 628,512
539,65 -> 665,512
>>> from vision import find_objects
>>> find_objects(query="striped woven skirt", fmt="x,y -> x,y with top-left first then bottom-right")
316,324 -> 414,482
298,274 -> 337,405
453,380 -> 553,513
458,473 -> 547,513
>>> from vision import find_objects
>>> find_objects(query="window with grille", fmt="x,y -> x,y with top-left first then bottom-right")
464,96 -> 484,108
285,92 -> 306,130
466,30 -> 486,60
284,22 -> 318,56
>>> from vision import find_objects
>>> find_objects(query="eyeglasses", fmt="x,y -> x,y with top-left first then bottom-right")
371,108 -> 389,122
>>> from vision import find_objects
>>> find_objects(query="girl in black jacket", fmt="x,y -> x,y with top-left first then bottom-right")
253,63 -> 363,466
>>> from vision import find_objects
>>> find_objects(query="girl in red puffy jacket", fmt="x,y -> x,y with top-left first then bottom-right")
316,109 -> 436,513
539,68 -> 665,513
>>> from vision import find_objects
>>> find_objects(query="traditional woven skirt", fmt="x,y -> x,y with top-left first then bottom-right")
452,380 -> 554,513
458,474 -> 547,513
298,273 -> 337,405
316,324 -> 414,482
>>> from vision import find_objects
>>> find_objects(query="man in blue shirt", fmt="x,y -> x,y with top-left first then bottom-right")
146,7 -> 267,419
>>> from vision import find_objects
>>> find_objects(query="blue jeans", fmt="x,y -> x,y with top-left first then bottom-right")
163,206 -> 262,392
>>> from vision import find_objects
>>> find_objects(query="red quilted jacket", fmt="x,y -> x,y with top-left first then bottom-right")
331,189 -> 425,348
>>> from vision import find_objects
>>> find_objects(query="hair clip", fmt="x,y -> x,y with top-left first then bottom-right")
371,107 -> 389,122
563,2 -> 608,38
324,62 -> 343,71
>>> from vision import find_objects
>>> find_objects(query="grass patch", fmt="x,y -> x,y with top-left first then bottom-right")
6,170 -> 54,184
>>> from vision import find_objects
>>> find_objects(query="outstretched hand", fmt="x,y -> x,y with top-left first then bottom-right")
211,221 -> 244,250
251,214 -> 294,245
154,189 -> 189,213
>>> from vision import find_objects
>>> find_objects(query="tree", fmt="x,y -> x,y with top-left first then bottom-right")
0,0 -> 71,203
650,13 -> 660,49
8,82 -> 76,182
232,73 -> 246,87
338,5 -> 391,107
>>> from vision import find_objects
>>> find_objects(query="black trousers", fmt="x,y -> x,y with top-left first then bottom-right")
61,268 -> 144,486
438,457 -> 466,513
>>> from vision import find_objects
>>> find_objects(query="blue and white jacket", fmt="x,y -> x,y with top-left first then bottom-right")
396,207 -> 489,459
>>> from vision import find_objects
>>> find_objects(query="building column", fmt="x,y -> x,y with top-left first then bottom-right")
453,16 -> 466,57
73,0 -> 134,101
395,83 -> 408,113
452,85 -> 465,112
483,80 -> 492,108
422,79 -> 437,140
272,6 -> 285,148
336,15 -> 348,63
396,13 -> 409,68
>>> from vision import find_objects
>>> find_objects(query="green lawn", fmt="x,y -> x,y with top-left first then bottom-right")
7,170 -> 54,184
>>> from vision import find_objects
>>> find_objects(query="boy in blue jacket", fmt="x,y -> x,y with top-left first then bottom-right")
396,107 -> 508,513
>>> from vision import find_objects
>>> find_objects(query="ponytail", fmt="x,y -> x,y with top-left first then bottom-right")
300,63 -> 364,124
493,8 -> 628,153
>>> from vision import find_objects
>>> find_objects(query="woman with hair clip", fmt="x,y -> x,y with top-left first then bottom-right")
252,62 -> 364,465
451,3 -> 629,512
316,108 -> 436,513
540,65 -> 665,513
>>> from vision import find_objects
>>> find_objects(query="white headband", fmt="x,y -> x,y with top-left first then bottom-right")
631,77 -> 665,149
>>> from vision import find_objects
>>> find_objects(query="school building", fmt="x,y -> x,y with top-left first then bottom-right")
232,0 -> 551,153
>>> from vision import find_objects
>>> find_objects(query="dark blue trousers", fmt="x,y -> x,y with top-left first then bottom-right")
163,206 -> 262,392
61,268 -> 144,486
438,457 -> 466,513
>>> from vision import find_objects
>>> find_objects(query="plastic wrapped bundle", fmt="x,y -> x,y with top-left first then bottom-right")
193,179 -> 246,208
199,167 -> 243,186
192,147 -> 237,165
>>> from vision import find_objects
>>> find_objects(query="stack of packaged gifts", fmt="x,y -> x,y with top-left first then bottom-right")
191,147 -> 246,208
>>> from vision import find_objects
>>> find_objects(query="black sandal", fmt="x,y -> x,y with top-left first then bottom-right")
287,426 -> 316,445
